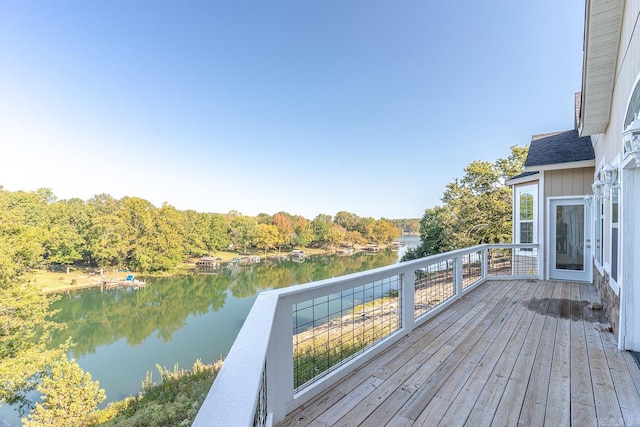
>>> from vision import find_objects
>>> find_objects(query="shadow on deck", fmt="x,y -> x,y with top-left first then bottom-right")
279,280 -> 640,426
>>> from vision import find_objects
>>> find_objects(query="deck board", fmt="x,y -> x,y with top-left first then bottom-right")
278,280 -> 640,427
437,280 -> 543,427
544,281 -> 571,426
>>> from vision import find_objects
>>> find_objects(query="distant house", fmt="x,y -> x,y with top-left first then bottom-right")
196,256 -> 220,273
508,0 -> 640,353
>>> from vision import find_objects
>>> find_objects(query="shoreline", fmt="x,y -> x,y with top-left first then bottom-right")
37,241 -> 414,295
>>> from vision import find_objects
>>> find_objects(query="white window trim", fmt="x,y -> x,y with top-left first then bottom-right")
609,156 -> 621,295
515,184 -> 538,256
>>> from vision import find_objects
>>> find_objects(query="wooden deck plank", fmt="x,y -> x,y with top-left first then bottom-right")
580,282 -> 625,425
316,377 -> 385,426
353,284 -> 515,426
602,334 -> 640,425
623,351 -> 640,401
398,291 -> 522,424
437,280 -> 544,427
276,280 -> 640,427
544,281 -> 572,427
331,280 -> 510,426
570,282 -> 597,426
395,295 -> 518,422
464,280 -> 551,427
517,280 -> 561,426
281,282 -> 503,426
490,280 -> 556,426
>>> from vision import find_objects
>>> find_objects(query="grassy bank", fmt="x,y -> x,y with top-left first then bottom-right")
88,360 -> 223,426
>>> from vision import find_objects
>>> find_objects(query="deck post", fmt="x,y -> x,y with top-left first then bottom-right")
401,269 -> 416,334
455,256 -> 463,298
266,296 -> 294,425
482,247 -> 489,280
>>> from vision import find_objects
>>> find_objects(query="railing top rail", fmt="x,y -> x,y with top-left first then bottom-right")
263,243 -> 538,303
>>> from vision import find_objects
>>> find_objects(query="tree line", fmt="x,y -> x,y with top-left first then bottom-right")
403,145 -> 528,260
0,187 -> 414,273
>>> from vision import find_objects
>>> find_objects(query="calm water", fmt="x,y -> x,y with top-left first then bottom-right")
1,237 -> 419,425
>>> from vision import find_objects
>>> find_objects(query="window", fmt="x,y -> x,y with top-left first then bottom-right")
515,185 -> 537,247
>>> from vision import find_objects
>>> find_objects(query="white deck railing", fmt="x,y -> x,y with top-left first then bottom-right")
193,243 -> 539,427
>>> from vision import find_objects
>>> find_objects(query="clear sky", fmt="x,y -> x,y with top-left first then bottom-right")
0,0 -> 585,220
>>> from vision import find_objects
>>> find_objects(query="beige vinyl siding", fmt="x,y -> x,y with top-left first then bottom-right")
544,167 -> 595,197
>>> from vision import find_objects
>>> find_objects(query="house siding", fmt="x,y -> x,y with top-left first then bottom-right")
585,2 -> 640,344
543,168 -> 595,197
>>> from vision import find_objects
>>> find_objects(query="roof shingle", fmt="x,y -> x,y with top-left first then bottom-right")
525,129 -> 594,167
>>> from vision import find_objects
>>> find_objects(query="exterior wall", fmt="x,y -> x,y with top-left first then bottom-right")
586,2 -> 639,344
541,167 -> 595,279
543,167 -> 595,197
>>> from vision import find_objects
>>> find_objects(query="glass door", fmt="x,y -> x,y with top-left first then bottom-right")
549,198 -> 591,281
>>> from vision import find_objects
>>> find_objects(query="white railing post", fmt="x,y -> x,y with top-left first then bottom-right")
266,296 -> 294,425
401,269 -> 416,334
537,244 -> 543,280
455,256 -> 463,298
482,247 -> 489,280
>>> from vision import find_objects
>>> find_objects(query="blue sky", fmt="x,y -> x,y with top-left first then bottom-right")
0,0 -> 585,219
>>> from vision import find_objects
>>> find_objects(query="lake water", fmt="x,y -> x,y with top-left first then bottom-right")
1,237 -> 419,425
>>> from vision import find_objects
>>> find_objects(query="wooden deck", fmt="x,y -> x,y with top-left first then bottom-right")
279,280 -> 640,426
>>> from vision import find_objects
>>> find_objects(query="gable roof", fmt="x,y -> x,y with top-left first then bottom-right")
524,129 -> 594,170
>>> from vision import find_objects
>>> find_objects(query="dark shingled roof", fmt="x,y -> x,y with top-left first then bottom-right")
525,129 -> 594,167
508,171 -> 539,181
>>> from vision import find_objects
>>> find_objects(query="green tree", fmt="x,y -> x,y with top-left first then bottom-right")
204,214 -> 230,255
292,216 -> 313,247
255,223 -> 280,255
0,237 -> 66,408
326,223 -> 346,250
44,199 -> 91,273
344,230 -> 366,247
23,357 -> 105,427
311,214 -> 332,246
255,213 -> 273,225
355,217 -> 376,242
86,194 -> 127,271
441,146 -> 527,247
229,216 -> 258,253
402,206 -> 454,260
334,211 -> 360,232
372,218 -> 400,244
272,213 -> 293,251
405,145 -> 527,260
120,197 -> 156,271
181,210 -> 208,257
148,203 -> 185,271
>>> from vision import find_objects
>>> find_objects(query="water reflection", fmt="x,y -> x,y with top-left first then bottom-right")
51,249 -> 401,358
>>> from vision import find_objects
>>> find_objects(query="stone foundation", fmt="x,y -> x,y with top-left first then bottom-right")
593,266 -> 620,338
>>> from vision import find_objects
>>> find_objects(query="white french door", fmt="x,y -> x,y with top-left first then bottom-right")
549,198 -> 592,282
